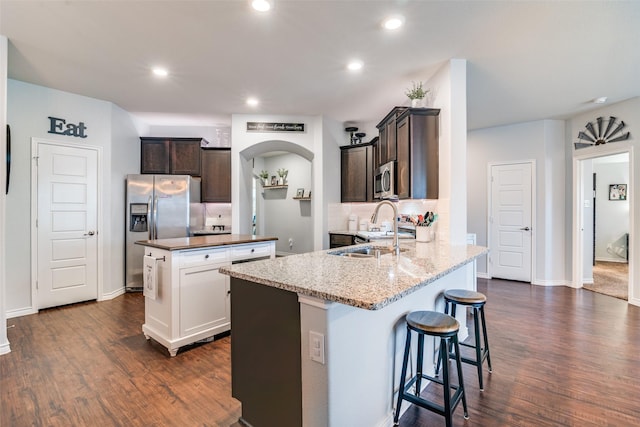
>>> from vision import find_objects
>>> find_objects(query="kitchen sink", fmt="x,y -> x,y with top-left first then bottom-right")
328,246 -> 407,258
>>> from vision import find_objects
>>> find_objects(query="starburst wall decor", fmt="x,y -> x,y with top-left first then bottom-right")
574,116 -> 631,149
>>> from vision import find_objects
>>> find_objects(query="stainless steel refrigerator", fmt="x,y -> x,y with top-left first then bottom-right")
125,174 -> 203,290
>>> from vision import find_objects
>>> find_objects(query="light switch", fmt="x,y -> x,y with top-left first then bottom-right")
309,331 -> 325,364
584,200 -> 590,208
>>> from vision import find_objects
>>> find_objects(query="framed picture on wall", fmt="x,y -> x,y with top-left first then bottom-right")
609,184 -> 627,200
296,188 -> 305,197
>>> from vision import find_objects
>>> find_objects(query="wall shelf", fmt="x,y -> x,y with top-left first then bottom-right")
293,197 -> 311,201
262,185 -> 288,190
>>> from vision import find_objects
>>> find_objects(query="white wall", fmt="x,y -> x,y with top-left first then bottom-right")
467,119 -> 566,284
0,35 -> 10,354
434,58 -> 468,245
593,159 -> 629,262
568,96 -> 638,304
320,117 -> 344,249
260,153 -> 313,255
144,124 -> 230,147
5,80 -> 139,316
581,159 -> 594,282
231,114 -> 342,251
109,104 -> 142,295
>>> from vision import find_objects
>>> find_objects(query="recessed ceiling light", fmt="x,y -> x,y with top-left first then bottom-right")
251,0 -> 273,12
347,60 -> 363,72
382,15 -> 405,30
247,97 -> 259,107
593,96 -> 608,104
152,67 -> 169,77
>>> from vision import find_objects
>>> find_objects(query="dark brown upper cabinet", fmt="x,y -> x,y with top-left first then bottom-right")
140,137 -> 204,176
395,108 -> 440,200
201,148 -> 231,203
375,107 -> 407,168
340,142 -> 374,203
140,138 -> 171,174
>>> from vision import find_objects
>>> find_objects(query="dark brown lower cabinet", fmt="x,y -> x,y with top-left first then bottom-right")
329,233 -> 356,248
201,148 -> 231,202
231,278 -> 302,427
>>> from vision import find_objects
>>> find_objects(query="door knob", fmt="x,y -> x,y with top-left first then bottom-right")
84,231 -> 95,236
520,227 -> 530,231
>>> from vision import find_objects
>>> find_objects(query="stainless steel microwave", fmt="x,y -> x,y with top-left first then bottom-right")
374,161 -> 395,199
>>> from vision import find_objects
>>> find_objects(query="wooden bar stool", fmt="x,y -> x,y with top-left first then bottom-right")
393,311 -> 468,427
437,289 -> 492,391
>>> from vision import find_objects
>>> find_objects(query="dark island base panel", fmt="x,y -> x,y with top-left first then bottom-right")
231,278 -> 302,427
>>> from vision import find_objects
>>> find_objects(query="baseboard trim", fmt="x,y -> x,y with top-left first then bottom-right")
532,279 -> 571,287
6,306 -> 37,319
0,341 -> 10,355
100,286 -> 126,301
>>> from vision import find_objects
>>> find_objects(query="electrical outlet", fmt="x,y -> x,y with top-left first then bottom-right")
288,238 -> 294,248
309,331 -> 325,364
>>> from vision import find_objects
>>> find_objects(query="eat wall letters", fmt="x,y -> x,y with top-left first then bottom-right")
47,116 -> 88,138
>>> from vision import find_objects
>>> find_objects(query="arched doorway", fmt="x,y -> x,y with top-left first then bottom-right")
239,141 -> 314,255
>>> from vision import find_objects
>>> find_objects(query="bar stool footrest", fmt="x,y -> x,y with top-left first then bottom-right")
399,374 -> 465,417
447,352 -> 489,366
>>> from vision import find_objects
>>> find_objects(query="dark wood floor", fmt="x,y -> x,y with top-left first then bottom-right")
1,292 -> 240,427
2,278 -> 640,426
399,278 -> 640,426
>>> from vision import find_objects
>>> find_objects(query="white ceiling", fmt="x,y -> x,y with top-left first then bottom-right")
1,1 -> 639,131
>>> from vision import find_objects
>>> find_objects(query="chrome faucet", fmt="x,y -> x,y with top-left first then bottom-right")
371,200 -> 400,256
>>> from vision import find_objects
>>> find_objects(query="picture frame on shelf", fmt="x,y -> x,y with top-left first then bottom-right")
271,176 -> 277,186
609,184 -> 627,200
296,188 -> 305,197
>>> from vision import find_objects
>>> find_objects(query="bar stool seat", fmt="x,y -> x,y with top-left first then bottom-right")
393,311 -> 468,427
438,289 -> 492,391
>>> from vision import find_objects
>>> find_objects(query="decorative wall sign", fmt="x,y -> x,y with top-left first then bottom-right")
574,116 -> 630,149
609,184 -> 627,201
48,116 -> 88,138
247,122 -> 305,132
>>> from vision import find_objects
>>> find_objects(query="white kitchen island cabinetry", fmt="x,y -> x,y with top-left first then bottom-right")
136,235 -> 277,356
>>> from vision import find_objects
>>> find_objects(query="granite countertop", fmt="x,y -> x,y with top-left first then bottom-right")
219,240 -> 488,310
135,234 -> 278,251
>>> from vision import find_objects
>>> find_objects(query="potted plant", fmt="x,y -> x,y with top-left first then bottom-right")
405,81 -> 429,107
277,168 -> 288,185
259,170 -> 269,186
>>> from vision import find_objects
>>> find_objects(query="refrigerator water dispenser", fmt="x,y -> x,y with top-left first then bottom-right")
130,203 -> 148,232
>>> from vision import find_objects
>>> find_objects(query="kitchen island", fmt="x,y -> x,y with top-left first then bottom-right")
219,240 -> 488,427
135,234 -> 277,356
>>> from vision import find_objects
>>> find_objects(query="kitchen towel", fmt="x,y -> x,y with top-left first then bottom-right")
143,255 -> 158,300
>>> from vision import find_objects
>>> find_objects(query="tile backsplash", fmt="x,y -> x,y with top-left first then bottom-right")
203,203 -> 232,227
328,200 -> 439,231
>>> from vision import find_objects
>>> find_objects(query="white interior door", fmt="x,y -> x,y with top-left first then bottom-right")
489,162 -> 533,282
35,141 -> 98,309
